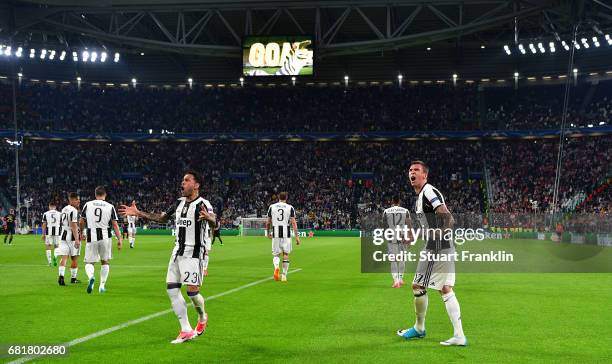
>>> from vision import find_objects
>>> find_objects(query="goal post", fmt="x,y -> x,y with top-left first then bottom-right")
240,217 -> 269,236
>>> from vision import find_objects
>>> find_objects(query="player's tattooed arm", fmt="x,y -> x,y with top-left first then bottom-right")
119,201 -> 170,223
435,204 -> 455,230
291,217 -> 300,245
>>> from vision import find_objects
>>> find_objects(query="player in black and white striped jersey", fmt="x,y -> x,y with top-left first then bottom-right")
57,192 -> 81,286
42,202 -> 61,266
80,186 -> 123,294
119,170 -> 216,344
266,192 -> 301,282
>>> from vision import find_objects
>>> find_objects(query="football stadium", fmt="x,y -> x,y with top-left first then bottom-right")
1,0 -> 611,363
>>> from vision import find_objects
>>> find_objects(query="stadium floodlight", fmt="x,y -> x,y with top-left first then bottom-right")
581,38 -> 589,48
131,77 -> 137,85
59,50 -> 66,61
518,44 -> 526,54
514,72 -> 519,77
91,51 -> 98,62
600,121 -> 606,125
549,42 -> 556,53
113,52 -> 120,62
426,47 -> 431,51
40,49 -> 47,59
17,72 -> 22,77
587,124 -> 593,128
537,42 -> 545,53
504,45 -> 511,55
29,49 -> 35,58
188,78 -> 193,83
3,46 -> 11,56
573,68 -> 578,74
561,41 -> 570,51
49,50 -> 56,60
574,41 -> 580,50
480,45 -> 485,49
606,34 -> 612,45
344,75 -> 349,81
82,51 -> 90,62
100,52 -> 107,62
239,77 -> 244,82
452,74 -> 458,79
529,43 -> 536,54
15,47 -> 22,57
397,74 -> 403,80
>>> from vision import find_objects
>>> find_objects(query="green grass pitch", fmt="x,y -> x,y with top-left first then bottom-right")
1,235 -> 611,363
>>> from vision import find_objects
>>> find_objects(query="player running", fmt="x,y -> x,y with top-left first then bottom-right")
265,192 -> 300,282
119,170 -> 215,344
383,196 -> 410,288
397,161 -> 467,346
127,215 -> 138,248
3,208 -> 16,245
80,186 -> 123,294
42,203 -> 61,266
57,192 -> 82,286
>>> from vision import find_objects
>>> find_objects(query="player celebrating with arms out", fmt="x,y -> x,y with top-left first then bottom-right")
119,170 -> 216,344
266,192 -> 300,282
397,161 -> 468,346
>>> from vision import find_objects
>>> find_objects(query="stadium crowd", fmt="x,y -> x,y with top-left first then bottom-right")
1,80 -> 610,133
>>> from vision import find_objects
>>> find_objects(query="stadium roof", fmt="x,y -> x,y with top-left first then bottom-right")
1,0 -> 612,82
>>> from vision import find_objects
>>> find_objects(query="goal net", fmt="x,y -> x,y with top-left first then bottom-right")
240,217 -> 268,236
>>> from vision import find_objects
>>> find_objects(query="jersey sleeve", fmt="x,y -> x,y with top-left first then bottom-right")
290,206 -> 296,218
267,206 -> 272,218
81,203 -> 88,221
70,209 -> 78,223
111,206 -> 119,221
164,200 -> 180,218
42,212 -> 47,223
423,185 -> 444,210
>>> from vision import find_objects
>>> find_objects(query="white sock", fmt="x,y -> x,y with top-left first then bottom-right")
414,291 -> 428,332
188,292 -> 207,322
85,264 -> 95,280
399,273 -> 404,281
442,292 -> 464,338
129,237 -> 134,245
273,256 -> 280,269
282,259 -> 289,276
100,265 -> 109,287
70,268 -> 78,279
202,254 -> 209,270
392,273 -> 398,282
58,266 -> 65,277
46,250 -> 52,264
53,248 -> 59,257
167,288 -> 192,332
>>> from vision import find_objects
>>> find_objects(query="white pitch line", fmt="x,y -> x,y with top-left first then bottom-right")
8,268 -> 302,364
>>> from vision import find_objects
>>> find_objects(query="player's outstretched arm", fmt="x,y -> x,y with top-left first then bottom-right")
119,201 -> 170,224
41,221 -> 47,241
71,222 -> 80,249
265,217 -> 272,239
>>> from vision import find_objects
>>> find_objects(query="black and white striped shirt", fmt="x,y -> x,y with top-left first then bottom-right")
43,209 -> 61,236
415,183 -> 450,250
166,196 -> 214,259
267,202 -> 296,238
81,199 -> 119,242
60,205 -> 79,242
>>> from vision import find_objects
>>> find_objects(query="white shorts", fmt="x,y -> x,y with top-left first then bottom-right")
272,238 -> 292,256
45,235 -> 60,247
57,240 -> 81,257
84,238 -> 112,263
128,226 -> 136,235
413,248 -> 456,290
166,255 -> 203,286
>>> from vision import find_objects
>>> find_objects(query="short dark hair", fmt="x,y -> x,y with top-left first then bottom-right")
49,201 -> 56,207
184,169 -> 202,186
95,186 -> 106,197
68,192 -> 79,200
279,191 -> 288,201
410,160 -> 429,174
391,195 -> 400,204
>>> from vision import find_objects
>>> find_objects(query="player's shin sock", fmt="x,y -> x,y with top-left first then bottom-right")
273,256 -> 280,269
58,266 -> 66,277
282,260 -> 289,276
202,254 -> 209,270
187,291 -> 207,322
70,268 -> 78,279
46,250 -> 52,264
85,263 -> 95,280
8,235 -> 13,244
442,292 -> 465,338
100,264 -> 109,288
414,289 -> 428,332
167,285 -> 192,332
